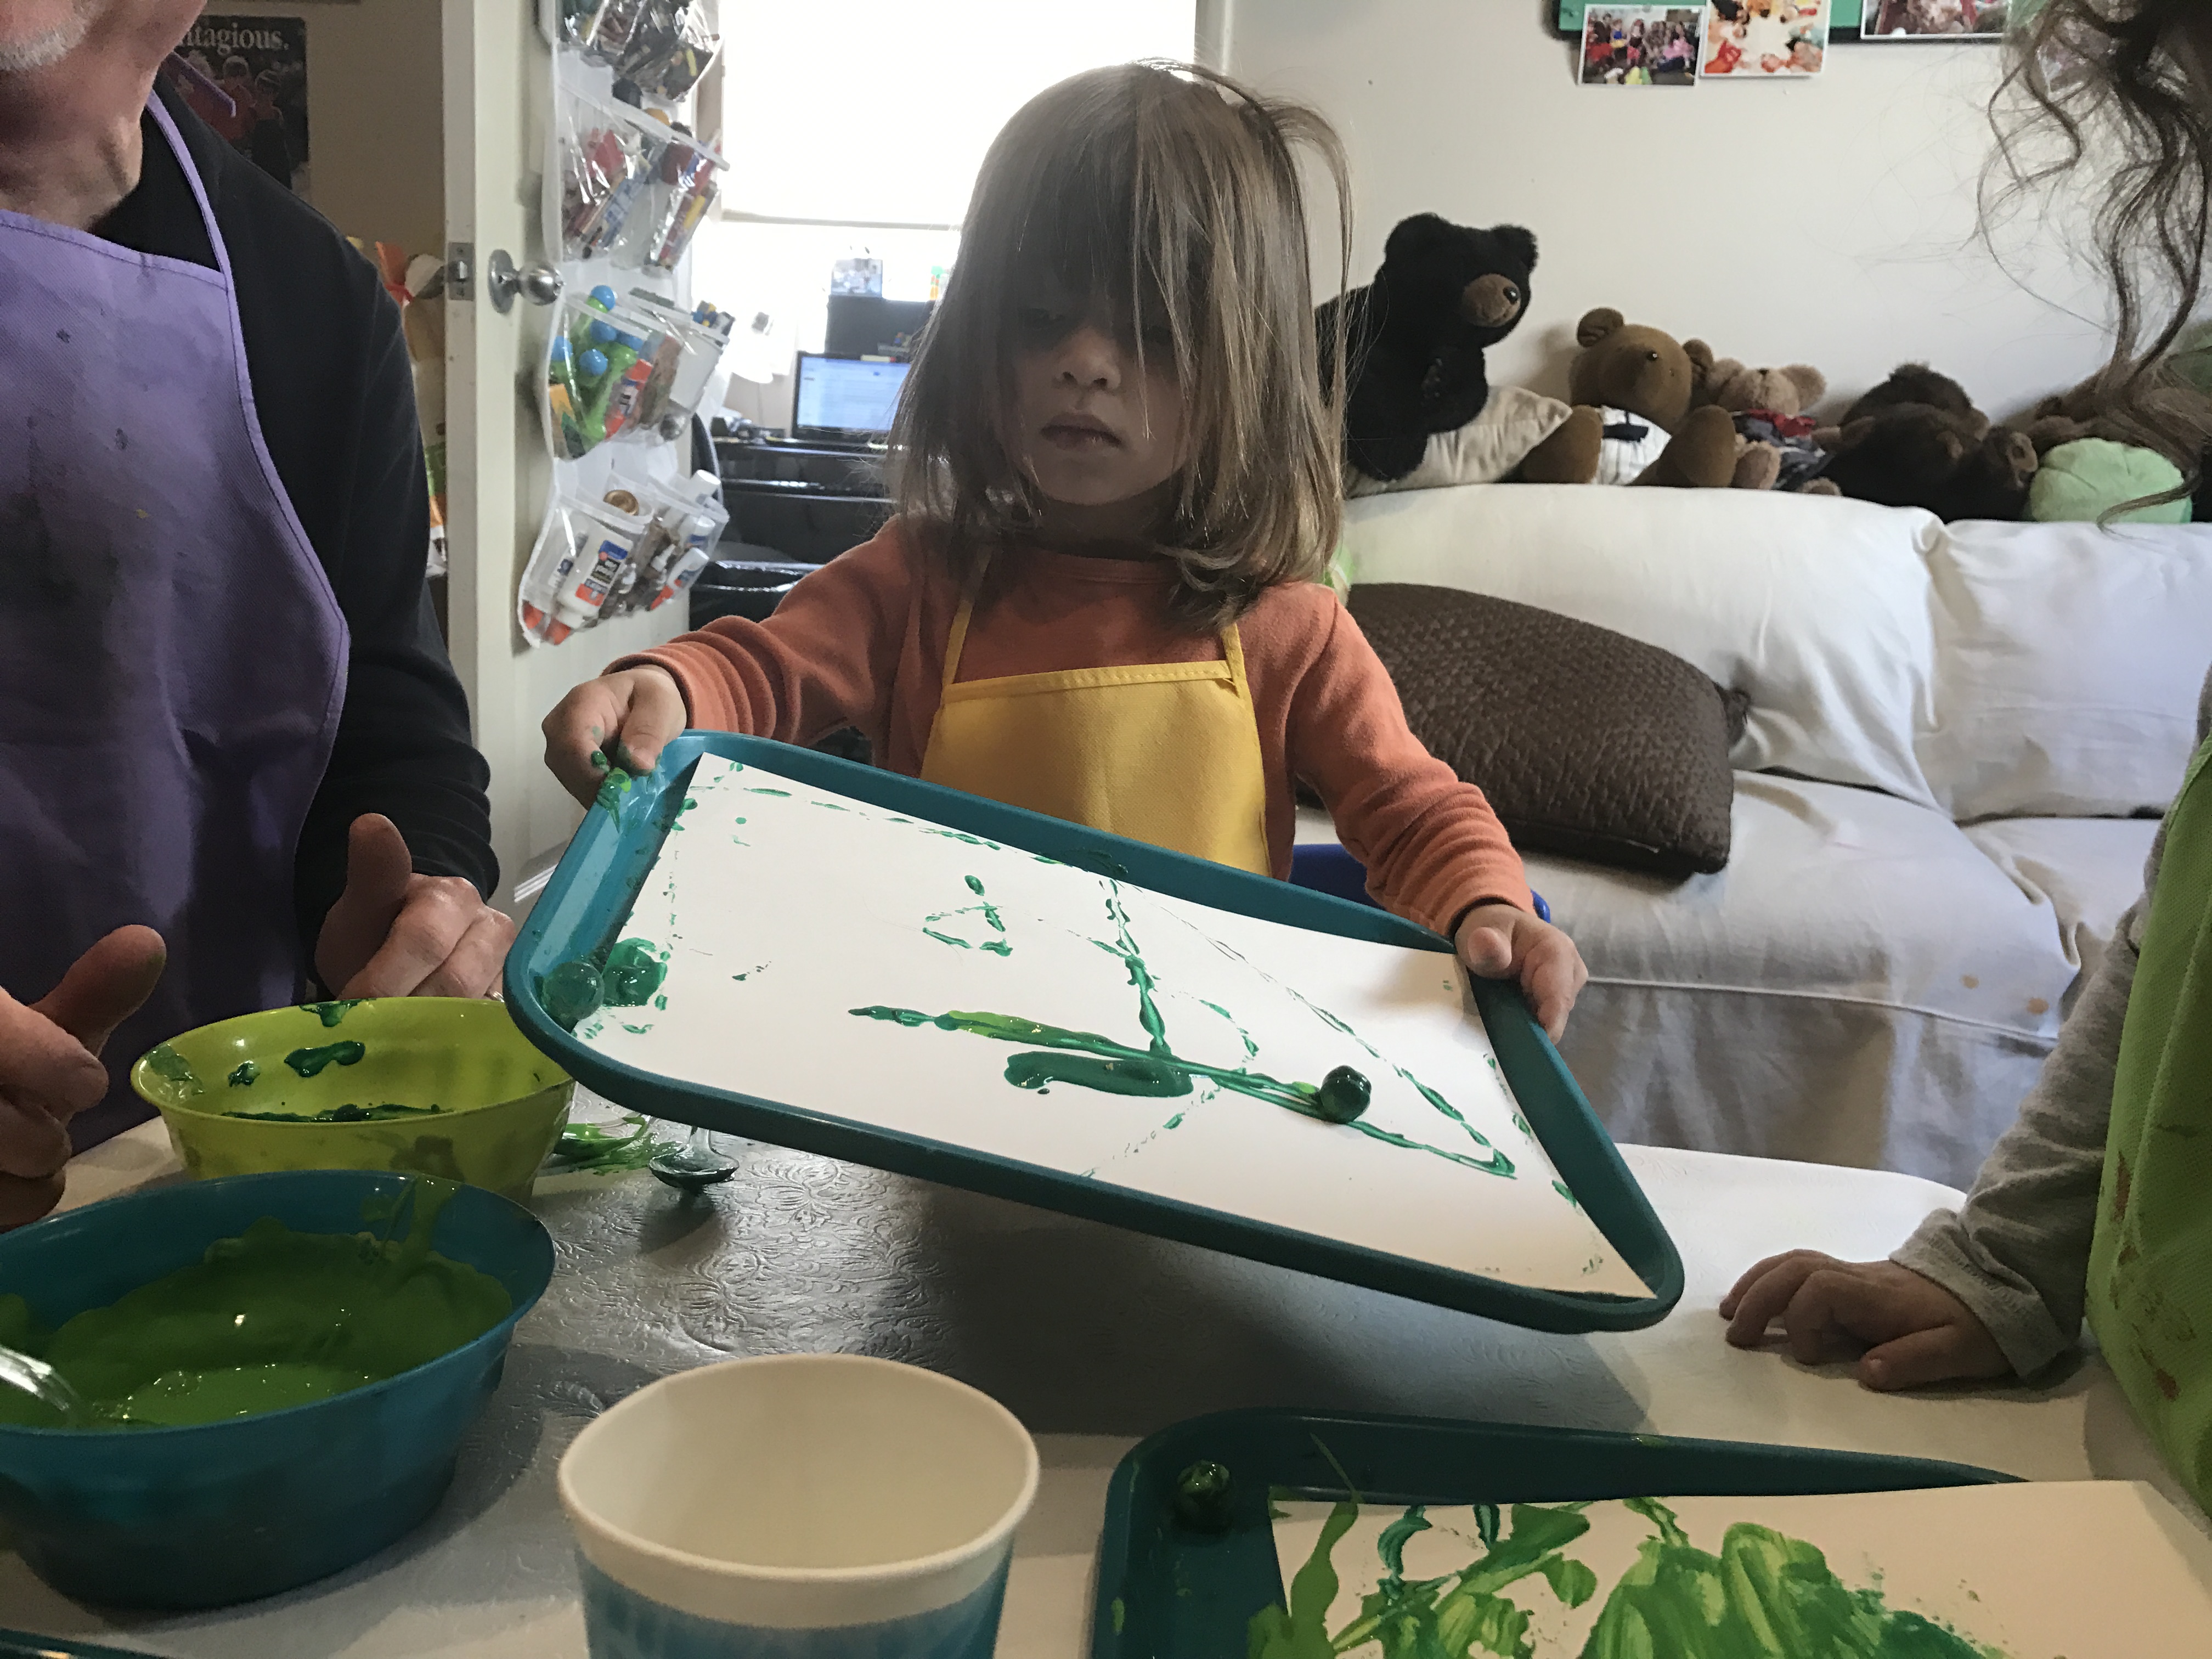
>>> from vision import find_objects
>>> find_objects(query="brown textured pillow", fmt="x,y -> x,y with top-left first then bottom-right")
1347,584 -> 1746,877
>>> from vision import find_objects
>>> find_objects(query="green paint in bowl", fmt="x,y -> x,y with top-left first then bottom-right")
132,998 -> 573,1200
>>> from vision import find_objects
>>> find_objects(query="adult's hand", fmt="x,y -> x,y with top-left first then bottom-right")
314,815 -> 515,999
1719,1250 -> 2011,1392
542,667 -> 687,807
0,926 -> 166,1229
1455,901 -> 1587,1042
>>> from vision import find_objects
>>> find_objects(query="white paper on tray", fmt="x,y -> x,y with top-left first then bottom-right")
1267,1482 -> 2212,1657
577,755 -> 1647,1298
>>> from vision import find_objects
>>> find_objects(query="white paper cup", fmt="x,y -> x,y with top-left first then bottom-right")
559,1354 -> 1040,1657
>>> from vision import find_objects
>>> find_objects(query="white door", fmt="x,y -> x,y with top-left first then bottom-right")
439,0 -> 696,913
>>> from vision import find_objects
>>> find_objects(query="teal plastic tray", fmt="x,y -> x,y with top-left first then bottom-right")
506,734 -> 1683,1334
1092,1408 -> 2011,1659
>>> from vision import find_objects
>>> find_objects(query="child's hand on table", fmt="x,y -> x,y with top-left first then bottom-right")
544,667 -> 687,808
1455,902 -> 1587,1042
1719,1251 -> 2010,1391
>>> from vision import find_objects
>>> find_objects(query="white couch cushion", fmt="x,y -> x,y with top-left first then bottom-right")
1342,485 -> 1944,807
1963,816 -> 2160,1013
1921,519 -> 2212,819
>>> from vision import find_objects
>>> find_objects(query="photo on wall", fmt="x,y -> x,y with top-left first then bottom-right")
1580,7 -> 1703,84
161,15 -> 309,193
1701,0 -> 1829,77
1861,0 -> 2009,36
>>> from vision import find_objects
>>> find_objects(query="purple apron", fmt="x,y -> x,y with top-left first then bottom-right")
0,98 -> 347,1150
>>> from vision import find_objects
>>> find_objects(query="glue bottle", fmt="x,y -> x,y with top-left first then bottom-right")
638,470 -> 723,608
543,494 -> 650,644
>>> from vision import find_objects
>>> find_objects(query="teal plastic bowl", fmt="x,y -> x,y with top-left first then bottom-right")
0,1169 -> 555,1610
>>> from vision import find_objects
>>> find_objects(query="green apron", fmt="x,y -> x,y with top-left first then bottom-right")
2089,732 -> 2212,1511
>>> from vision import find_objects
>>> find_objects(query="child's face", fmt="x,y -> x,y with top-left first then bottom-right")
1008,291 -> 1184,518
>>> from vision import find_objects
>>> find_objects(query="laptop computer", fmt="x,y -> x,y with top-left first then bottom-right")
789,352 -> 910,448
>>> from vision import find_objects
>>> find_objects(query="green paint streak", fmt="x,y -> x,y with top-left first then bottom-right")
283,1041 -> 365,1078
653,994 -> 668,1011
743,787 -> 792,797
1200,999 -> 1261,1059
854,886 -> 1519,1176
229,1102 -> 443,1125
923,875 -> 1012,956
545,1115 -> 674,1176
602,938 -> 667,1007
300,999 -> 364,1028
227,1061 -> 259,1088
0,1181 -> 507,1430
1110,1598 -> 1125,1635
1553,1179 -> 1579,1207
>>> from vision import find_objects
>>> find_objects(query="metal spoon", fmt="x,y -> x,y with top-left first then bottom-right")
649,1122 -> 738,1193
0,1342 -> 87,1426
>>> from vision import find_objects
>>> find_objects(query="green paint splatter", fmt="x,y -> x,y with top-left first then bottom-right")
230,1103 -> 444,1124
1251,1495 -> 2006,1659
545,1115 -> 674,1176
300,999 -> 364,1027
1200,999 -> 1260,1059
227,1061 -> 259,1088
743,787 -> 791,797
590,752 -> 634,821
283,1041 -> 365,1078
922,875 -> 1013,957
1110,1598 -> 1125,1635
1553,1179 -> 1579,1206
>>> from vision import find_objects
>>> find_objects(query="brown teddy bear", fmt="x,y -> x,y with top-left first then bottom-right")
1690,354 -> 1839,493
1520,309 -> 1741,488
1814,364 -> 2039,521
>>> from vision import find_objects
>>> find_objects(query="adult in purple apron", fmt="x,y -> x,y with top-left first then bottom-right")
0,86 -> 345,1212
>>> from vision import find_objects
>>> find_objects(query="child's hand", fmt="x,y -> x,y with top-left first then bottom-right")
1454,902 -> 1586,1042
1719,1252 -> 2010,1391
543,667 -> 687,807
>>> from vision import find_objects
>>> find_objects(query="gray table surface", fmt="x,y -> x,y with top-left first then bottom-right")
5,1113 -> 2200,1656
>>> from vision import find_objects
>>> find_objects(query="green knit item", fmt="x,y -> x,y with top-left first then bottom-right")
2029,438 -> 2191,524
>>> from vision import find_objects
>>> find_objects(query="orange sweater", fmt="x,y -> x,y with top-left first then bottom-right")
620,523 -> 1530,936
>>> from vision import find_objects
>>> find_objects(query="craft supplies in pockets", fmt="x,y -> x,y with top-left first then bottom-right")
553,87 -> 724,272
520,467 -> 727,647
564,0 -> 721,103
544,284 -> 732,459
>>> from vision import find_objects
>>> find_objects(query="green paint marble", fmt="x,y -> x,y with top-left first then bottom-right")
144,1043 -> 202,1098
227,1060 -> 259,1088
602,938 -> 667,1007
283,1041 -> 365,1078
0,1182 -> 507,1431
541,960 -> 605,1030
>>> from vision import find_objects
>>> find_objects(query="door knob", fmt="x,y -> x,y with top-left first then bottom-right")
487,249 -> 563,313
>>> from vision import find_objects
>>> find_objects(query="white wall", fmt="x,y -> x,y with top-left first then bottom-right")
1220,1 -> 2114,420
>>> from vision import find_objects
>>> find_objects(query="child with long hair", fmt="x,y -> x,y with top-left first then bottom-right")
1722,0 -> 2212,1512
543,61 -> 1585,1036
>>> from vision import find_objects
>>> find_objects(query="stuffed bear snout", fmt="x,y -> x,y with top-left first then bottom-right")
1460,274 -> 1524,328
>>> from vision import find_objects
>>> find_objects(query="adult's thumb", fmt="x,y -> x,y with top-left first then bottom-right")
340,815 -> 415,927
34,925 -> 167,1057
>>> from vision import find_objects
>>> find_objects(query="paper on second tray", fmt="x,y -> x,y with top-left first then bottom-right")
1267,1482 -> 2212,1658
576,755 -> 1647,1299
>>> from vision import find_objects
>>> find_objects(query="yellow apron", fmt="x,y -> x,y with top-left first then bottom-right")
916,560 -> 1272,873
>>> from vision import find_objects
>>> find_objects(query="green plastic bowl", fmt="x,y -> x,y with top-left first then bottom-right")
132,1000 -> 573,1200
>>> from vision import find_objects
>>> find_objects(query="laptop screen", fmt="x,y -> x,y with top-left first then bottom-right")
792,354 -> 909,441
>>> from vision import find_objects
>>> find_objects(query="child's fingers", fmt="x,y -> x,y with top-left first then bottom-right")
544,684 -> 625,806
1721,1250 -> 1835,1346
609,669 -> 687,776
1859,1325 -> 2002,1393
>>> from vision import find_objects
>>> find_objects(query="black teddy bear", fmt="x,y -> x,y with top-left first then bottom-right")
1318,213 -> 1539,483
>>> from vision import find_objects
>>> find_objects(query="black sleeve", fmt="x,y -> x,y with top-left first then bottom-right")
286,286 -> 499,961
129,84 -> 499,960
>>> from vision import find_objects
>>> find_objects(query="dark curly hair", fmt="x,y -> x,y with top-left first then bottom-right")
1991,0 -> 2212,487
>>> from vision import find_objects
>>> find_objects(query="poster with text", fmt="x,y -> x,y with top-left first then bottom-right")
163,16 -> 310,193
1701,0 -> 1829,77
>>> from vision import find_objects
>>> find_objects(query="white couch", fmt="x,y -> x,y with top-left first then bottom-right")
1323,485 -> 2212,1187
